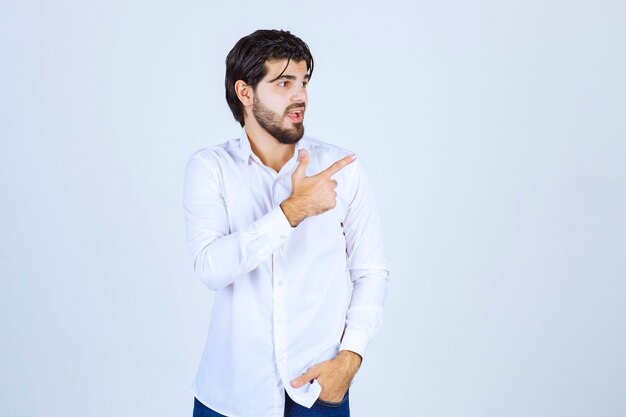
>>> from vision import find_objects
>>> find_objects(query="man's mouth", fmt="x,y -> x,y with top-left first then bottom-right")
286,108 -> 304,123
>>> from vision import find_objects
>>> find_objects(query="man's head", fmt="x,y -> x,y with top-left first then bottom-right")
225,29 -> 314,143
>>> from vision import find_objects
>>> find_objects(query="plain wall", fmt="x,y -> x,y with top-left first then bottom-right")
1,0 -> 624,416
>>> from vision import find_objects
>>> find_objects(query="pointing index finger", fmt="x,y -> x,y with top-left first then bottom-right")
320,154 -> 357,177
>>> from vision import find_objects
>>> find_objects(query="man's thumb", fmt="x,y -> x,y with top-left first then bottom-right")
293,148 -> 309,178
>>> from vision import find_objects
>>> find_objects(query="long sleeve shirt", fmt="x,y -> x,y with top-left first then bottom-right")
182,126 -> 390,417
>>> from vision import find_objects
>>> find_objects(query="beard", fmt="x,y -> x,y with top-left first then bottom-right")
252,94 -> 305,145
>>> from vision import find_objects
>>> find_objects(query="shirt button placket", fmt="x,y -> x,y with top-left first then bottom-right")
273,260 -> 287,356
271,180 -> 289,388
275,178 -> 289,253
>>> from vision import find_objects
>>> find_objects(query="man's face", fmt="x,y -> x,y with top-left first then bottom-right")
250,59 -> 309,144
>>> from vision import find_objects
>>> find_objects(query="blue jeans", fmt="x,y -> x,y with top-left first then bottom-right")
193,390 -> 350,417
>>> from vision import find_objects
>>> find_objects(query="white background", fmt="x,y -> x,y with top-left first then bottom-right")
1,0 -> 625,416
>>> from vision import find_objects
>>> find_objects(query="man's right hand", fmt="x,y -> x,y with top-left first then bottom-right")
280,149 -> 356,227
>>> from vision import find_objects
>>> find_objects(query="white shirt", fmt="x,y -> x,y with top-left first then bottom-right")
183,127 -> 390,417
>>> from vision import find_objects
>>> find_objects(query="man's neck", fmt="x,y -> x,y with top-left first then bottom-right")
244,123 -> 296,173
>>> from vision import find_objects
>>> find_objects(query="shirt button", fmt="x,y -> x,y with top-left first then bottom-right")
279,234 -> 286,239
277,281 -> 283,286
279,354 -> 287,363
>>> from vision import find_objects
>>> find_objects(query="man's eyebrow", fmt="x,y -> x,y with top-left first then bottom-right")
267,74 -> 311,83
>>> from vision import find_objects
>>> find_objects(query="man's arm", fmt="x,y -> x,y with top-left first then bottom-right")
339,156 -> 390,358
183,151 -> 294,290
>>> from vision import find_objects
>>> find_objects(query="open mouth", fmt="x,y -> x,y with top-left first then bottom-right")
286,108 -> 303,123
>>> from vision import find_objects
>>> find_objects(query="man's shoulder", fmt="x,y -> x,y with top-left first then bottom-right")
302,135 -> 356,160
186,137 -> 239,168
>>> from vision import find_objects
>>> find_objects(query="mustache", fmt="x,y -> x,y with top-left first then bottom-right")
285,104 -> 306,113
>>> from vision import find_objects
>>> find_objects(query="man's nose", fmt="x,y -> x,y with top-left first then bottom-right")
291,87 -> 307,102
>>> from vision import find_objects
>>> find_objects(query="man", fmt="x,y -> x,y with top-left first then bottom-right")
183,29 -> 389,417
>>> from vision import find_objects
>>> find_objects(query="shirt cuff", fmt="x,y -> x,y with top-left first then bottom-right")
254,205 -> 295,250
339,328 -> 370,359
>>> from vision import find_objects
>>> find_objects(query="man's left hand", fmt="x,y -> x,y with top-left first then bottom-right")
289,350 -> 362,402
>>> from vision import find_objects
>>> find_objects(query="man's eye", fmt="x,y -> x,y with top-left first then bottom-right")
278,81 -> 307,87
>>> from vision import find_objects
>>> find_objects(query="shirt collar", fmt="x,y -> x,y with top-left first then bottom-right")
237,126 -> 306,164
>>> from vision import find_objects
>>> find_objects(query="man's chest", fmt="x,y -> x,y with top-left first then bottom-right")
220,162 -> 348,241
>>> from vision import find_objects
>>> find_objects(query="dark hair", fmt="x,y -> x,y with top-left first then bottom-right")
225,29 -> 314,127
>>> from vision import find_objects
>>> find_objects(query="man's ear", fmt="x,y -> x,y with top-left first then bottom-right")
235,80 -> 254,107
